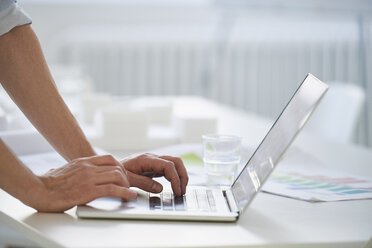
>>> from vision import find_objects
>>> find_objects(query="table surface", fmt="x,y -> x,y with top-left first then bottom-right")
1,96 -> 372,248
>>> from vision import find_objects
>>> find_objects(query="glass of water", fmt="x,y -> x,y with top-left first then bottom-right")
202,134 -> 242,185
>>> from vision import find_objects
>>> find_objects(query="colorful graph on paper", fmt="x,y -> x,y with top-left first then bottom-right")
263,169 -> 372,202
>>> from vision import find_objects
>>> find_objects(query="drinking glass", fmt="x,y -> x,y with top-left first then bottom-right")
202,134 -> 241,185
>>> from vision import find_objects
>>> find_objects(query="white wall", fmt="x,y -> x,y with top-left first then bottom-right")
18,0 -> 372,147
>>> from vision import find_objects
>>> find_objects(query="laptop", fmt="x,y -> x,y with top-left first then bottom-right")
77,73 -> 328,222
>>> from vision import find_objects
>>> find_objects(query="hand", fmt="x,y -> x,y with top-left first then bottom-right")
36,155 -> 137,212
122,153 -> 189,196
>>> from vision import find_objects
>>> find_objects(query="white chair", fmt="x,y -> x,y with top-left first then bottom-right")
305,82 -> 365,144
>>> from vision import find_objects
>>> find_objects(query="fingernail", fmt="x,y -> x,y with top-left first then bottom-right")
129,190 -> 137,198
152,182 -> 162,192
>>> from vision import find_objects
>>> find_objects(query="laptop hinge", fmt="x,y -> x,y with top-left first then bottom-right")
224,189 -> 239,213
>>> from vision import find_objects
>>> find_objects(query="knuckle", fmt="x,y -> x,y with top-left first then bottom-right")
104,154 -> 115,162
142,153 -> 155,158
78,163 -> 90,171
164,162 -> 177,178
138,154 -> 148,159
174,157 -> 183,165
115,165 -> 123,172
113,170 -> 123,180
106,184 -> 116,195
81,165 -> 94,176
167,161 -> 176,169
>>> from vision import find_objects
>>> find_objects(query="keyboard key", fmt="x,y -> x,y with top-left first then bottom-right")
207,190 -> 216,211
185,191 -> 198,210
174,195 -> 186,211
148,189 -> 217,212
149,195 -> 161,210
196,190 -> 210,211
162,192 -> 173,210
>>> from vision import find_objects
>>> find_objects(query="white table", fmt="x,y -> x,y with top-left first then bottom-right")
1,96 -> 372,248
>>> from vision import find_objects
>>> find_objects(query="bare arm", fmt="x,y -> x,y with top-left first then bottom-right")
0,139 -> 45,209
0,24 -> 94,161
0,24 -> 188,211
0,24 -> 137,211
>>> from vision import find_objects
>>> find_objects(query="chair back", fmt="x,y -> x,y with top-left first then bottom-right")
305,82 -> 365,144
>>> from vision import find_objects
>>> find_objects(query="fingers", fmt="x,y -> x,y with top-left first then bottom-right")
95,184 -> 137,200
38,154 -> 139,212
125,154 -> 183,196
75,155 -> 131,190
145,156 -> 182,196
80,155 -> 130,187
86,154 -> 122,167
94,165 -> 125,175
159,155 -> 189,194
127,171 -> 163,193
95,170 -> 130,188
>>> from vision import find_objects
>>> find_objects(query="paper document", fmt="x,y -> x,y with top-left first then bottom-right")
262,150 -> 372,202
263,169 -> 372,202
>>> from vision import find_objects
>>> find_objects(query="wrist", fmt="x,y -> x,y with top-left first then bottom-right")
27,175 -> 62,212
34,175 -> 68,212
17,174 -> 50,211
65,143 -> 97,162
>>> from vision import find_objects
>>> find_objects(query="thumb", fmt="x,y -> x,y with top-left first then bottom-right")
127,171 -> 163,193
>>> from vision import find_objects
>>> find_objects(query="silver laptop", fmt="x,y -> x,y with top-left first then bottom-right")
77,73 -> 328,222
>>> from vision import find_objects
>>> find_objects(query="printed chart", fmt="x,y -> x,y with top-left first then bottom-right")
263,170 -> 372,202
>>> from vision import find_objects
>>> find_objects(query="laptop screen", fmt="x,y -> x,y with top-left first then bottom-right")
231,74 -> 328,213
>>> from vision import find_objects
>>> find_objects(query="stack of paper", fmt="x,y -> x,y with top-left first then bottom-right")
261,150 -> 372,202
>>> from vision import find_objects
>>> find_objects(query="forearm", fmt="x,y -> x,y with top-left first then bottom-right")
0,24 -> 95,161
0,139 -> 45,209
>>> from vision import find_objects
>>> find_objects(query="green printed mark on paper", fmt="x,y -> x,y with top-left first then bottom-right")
317,184 -> 337,189
180,153 -> 204,168
302,181 -> 323,186
329,186 -> 352,192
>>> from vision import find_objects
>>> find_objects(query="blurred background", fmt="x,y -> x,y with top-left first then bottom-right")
6,0 -> 372,148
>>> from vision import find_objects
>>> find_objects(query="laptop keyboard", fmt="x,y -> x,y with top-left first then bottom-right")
149,189 -> 216,212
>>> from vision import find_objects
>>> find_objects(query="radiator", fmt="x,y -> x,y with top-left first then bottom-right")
58,37 -> 370,146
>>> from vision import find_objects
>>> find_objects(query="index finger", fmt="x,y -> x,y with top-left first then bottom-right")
137,156 -> 182,196
159,156 -> 188,194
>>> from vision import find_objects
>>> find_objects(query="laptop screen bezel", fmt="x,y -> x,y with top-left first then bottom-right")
230,73 -> 328,214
